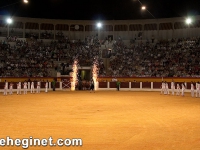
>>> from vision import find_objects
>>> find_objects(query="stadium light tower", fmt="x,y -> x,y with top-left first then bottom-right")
6,18 -> 13,24
186,17 -> 192,38
96,22 -> 102,40
0,0 -> 28,37
6,18 -> 13,37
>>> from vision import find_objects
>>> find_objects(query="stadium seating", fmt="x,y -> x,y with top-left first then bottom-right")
0,35 -> 200,78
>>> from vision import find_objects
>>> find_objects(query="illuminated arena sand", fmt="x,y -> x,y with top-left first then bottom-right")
0,91 -> 200,150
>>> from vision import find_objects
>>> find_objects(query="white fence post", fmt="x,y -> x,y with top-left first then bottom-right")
108,82 -> 110,89
60,82 -> 62,90
49,82 -> 51,89
28,82 -> 30,91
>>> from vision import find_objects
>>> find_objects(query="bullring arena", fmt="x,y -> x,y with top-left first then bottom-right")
1,78 -> 200,150
1,13 -> 200,149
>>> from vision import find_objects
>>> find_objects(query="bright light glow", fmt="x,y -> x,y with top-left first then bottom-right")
71,60 -> 78,91
92,58 -> 99,91
186,18 -> 192,25
141,6 -> 146,10
23,0 -> 29,3
97,22 -> 102,28
6,18 -> 13,24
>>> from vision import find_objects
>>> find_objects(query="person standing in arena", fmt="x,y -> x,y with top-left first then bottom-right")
195,82 -> 199,98
184,81 -> 187,90
45,80 -> 48,93
52,79 -> 56,91
116,80 -> 120,91
171,80 -> 175,95
9,82 -> 13,95
90,79 -> 95,93
17,81 -> 21,95
37,80 -> 41,93
3,80 -> 8,96
23,81 -> 28,94
181,83 -> 185,96
163,81 -> 167,95
191,82 -> 195,97
160,81 -> 165,94
30,81 -> 35,94
165,81 -> 169,95
176,83 -> 180,96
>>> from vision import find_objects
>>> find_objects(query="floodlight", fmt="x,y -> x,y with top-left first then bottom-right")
6,18 -> 13,24
141,6 -> 146,10
186,18 -> 192,25
97,22 -> 102,28
23,0 -> 29,3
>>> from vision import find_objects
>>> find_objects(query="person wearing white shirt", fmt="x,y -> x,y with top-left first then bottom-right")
165,82 -> 169,95
9,82 -> 13,95
23,81 -> 28,94
184,81 -> 187,89
191,82 -> 195,97
30,81 -> 35,94
181,83 -> 185,96
171,80 -> 175,95
37,81 -> 41,93
45,80 -> 48,93
196,82 -> 199,98
3,80 -> 8,96
176,83 -> 180,96
17,82 -> 21,95
160,81 -> 165,94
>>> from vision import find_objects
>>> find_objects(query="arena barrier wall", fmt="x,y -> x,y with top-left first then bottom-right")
97,77 -> 200,83
0,77 -> 71,92
95,77 -> 199,92
0,77 -> 199,92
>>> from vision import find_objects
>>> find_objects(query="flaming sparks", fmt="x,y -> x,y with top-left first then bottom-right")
71,60 -> 78,91
92,58 -> 99,90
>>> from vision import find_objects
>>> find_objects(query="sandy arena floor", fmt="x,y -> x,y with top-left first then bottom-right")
0,91 -> 200,150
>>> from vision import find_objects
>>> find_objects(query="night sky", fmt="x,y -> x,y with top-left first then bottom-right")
0,0 -> 199,20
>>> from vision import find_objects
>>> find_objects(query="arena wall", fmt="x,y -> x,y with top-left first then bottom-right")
97,77 -> 200,83
1,77 -> 199,83
0,77 -> 199,93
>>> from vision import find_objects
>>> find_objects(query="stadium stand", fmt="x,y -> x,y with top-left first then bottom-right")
107,37 -> 200,77
1,34 -> 200,78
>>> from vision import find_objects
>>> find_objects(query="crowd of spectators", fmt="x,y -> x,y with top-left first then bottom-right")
57,35 -> 105,75
107,37 -> 200,77
0,39 -> 54,77
25,32 -> 39,40
6,36 -> 19,42
41,31 -> 54,39
0,34 -> 105,77
1,34 -> 200,78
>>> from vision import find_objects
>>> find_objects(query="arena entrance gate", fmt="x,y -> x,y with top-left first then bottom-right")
61,77 -> 71,90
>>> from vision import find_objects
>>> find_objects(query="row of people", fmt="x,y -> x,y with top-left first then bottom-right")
160,81 -> 200,97
160,81 -> 186,96
3,80 -> 48,95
